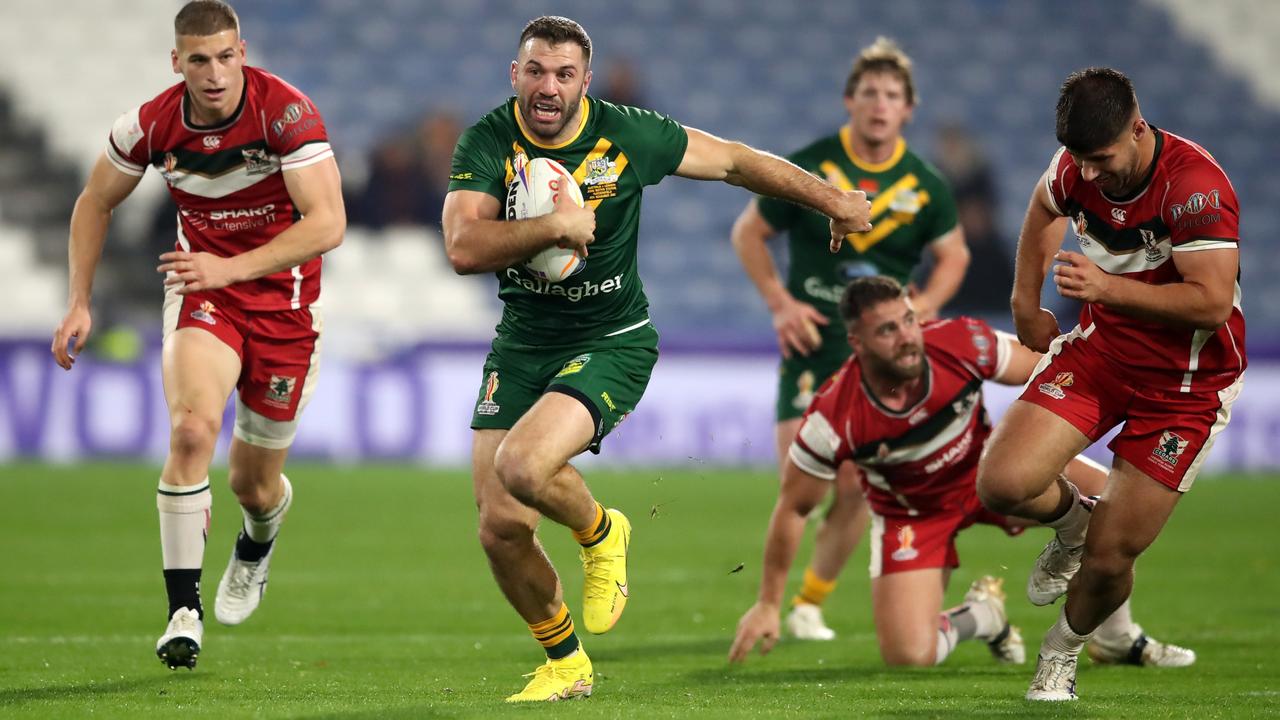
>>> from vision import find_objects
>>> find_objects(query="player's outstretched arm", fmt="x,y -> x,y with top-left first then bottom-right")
675,127 -> 872,245
728,458 -> 829,663
1053,246 -> 1237,330
442,183 -> 594,274
159,157 -> 346,294
913,227 -> 970,322
52,153 -> 142,370
730,201 -> 826,358
1010,173 -> 1070,352
992,332 -> 1043,386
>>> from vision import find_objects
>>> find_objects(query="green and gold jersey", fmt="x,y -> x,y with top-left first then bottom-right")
757,128 -> 958,339
448,96 -> 688,346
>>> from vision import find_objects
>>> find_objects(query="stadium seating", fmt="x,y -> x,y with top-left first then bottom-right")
0,1 -> 1276,346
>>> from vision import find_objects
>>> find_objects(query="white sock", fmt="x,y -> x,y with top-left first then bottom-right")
1094,599 -> 1141,644
1046,480 -> 1090,547
935,617 -> 960,665
157,479 -> 212,569
242,474 -> 292,543
1042,606 -> 1092,657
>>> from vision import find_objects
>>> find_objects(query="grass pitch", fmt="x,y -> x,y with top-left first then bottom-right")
0,463 -> 1276,718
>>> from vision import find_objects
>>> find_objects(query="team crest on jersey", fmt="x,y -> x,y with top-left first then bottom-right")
265,375 -> 297,408
556,354 -> 592,377
583,156 -> 619,186
476,371 -> 501,416
189,300 -> 217,325
1140,229 -> 1164,262
1038,371 -> 1074,400
1152,431 -> 1190,467
792,370 -> 816,411
888,189 -> 922,223
891,525 -> 919,562
159,152 -> 180,183
242,148 -> 279,176
1073,211 -> 1092,247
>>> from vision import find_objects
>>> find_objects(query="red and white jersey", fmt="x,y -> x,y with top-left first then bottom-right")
1044,128 -> 1246,392
788,318 -> 1016,517
105,66 -> 333,311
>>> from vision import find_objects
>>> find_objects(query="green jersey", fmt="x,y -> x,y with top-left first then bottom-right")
449,96 -> 688,345
757,129 -> 958,339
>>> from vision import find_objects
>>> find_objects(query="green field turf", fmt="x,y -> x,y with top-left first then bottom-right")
0,463 -> 1276,718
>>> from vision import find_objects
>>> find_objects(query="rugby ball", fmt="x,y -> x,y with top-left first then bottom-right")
505,156 -> 586,282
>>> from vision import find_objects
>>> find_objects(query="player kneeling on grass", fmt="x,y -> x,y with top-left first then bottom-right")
51,0 -> 344,670
728,277 -> 1193,669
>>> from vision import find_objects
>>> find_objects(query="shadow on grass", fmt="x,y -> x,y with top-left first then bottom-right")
0,672 -> 204,707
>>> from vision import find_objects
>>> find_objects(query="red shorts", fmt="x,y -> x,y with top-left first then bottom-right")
868,491 -> 1022,578
164,288 -> 321,423
1020,325 -> 1242,492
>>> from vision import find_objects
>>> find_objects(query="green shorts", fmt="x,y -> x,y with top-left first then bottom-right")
470,323 -> 660,453
776,333 -> 852,422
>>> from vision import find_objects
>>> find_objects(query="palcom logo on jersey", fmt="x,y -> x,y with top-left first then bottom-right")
1169,189 -> 1220,222
891,525 -> 919,562
476,372 -> 501,416
271,100 -> 315,136
1038,371 -> 1074,400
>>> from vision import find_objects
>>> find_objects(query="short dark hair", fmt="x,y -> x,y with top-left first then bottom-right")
518,16 -> 592,66
1055,67 -> 1138,153
175,0 -> 239,37
844,37 -> 916,106
839,276 -> 906,327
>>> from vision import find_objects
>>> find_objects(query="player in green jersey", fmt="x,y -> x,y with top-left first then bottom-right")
442,16 -> 873,702
730,38 -> 971,641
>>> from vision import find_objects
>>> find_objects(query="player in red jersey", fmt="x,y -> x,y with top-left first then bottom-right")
50,0 -> 344,670
728,277 -> 1192,669
975,68 -> 1240,701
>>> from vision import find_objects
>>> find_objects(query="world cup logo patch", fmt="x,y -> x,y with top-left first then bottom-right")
1038,371 -> 1074,400
476,371 -> 501,416
891,525 -> 919,562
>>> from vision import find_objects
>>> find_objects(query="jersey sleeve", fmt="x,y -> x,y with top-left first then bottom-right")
266,89 -> 334,172
105,105 -> 148,177
926,317 -> 1004,381
1164,155 -> 1240,252
447,122 -> 507,200
786,371 -> 852,481
1043,146 -> 1076,217
617,105 -> 688,186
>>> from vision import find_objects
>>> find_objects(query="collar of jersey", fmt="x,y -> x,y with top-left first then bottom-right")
840,126 -> 905,173
513,97 -> 590,149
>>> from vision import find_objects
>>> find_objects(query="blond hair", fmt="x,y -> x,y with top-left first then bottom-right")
844,37 -> 916,106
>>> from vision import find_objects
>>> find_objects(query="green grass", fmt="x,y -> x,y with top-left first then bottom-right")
0,463 -> 1277,718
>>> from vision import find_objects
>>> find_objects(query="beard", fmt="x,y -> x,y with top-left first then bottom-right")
518,91 -> 583,141
867,344 -> 926,383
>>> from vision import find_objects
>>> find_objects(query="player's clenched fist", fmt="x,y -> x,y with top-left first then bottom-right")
728,602 -> 781,663
829,189 -> 873,252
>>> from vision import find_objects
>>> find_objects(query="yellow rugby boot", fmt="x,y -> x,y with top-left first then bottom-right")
505,649 -> 594,702
580,508 -> 631,634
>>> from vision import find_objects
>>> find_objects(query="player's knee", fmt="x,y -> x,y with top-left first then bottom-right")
976,457 -> 1027,513
227,471 -> 279,514
880,639 -> 935,667
476,513 -> 533,556
1081,544 -> 1138,585
493,444 -> 546,506
169,412 -> 220,461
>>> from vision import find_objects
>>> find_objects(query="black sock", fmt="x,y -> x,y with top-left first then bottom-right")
235,528 -> 274,563
164,568 -> 203,619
